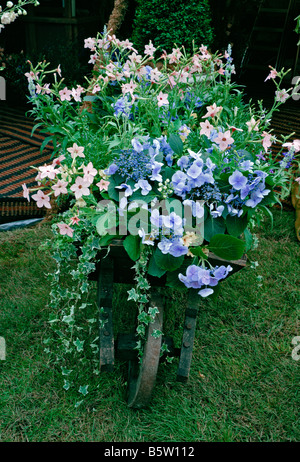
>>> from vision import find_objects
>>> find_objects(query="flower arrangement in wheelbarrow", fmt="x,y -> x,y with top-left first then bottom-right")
23,30 -> 299,399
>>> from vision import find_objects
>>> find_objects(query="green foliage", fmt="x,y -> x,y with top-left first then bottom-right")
131,0 -> 215,55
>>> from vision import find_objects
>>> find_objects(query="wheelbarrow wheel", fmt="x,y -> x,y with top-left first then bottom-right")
127,290 -> 164,409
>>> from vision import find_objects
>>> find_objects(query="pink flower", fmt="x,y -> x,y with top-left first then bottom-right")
84,37 -> 96,49
275,89 -> 289,103
214,130 -> 234,151
52,155 -> 66,167
144,40 -> 156,57
70,177 -> 90,199
70,215 -> 80,225
67,143 -> 85,159
202,102 -> 222,118
88,54 -> 97,64
57,223 -> 74,238
56,65 -> 62,77
265,67 -> 278,82
39,164 -> 58,180
22,183 -> 30,202
168,48 -> 183,64
71,86 -> 84,102
31,190 -> 51,209
59,87 -> 72,101
83,161 -> 97,184
282,139 -> 300,153
52,180 -> 68,197
92,84 -> 101,94
262,131 -> 273,152
157,91 -> 169,107
96,179 -> 110,191
121,79 -> 137,98
150,67 -> 161,83
246,117 -> 259,132
295,177 -> 300,184
24,70 -> 39,82
200,120 -> 213,137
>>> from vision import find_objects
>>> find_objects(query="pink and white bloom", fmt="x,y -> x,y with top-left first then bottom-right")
22,183 -> 30,202
121,79 -> 137,98
92,84 -> 101,94
262,131 -> 273,152
52,180 -> 68,197
214,130 -> 234,151
84,37 -> 96,49
246,117 -> 259,132
294,177 -> 300,184
88,54 -> 97,65
57,223 -> 74,238
282,139 -> 300,153
150,67 -> 162,83
202,102 -> 222,118
70,177 -> 90,199
70,215 -> 80,225
39,164 -> 58,180
275,89 -> 289,103
59,87 -> 72,102
24,70 -> 39,82
83,162 -> 97,184
200,120 -> 214,137
168,48 -> 183,64
157,91 -> 169,107
31,190 -> 51,209
96,179 -> 110,191
56,65 -> 62,77
144,40 -> 156,57
265,67 -> 278,82
67,143 -> 85,159
71,85 -> 84,102
52,155 -> 66,167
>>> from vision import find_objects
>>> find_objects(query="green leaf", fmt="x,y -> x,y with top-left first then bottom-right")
123,234 -> 141,261
208,234 -> 245,261
243,228 -> 253,252
154,248 -> 184,272
147,254 -> 167,278
168,133 -> 183,154
78,385 -> 89,396
204,216 -> 226,241
190,246 -> 209,259
226,213 -> 248,237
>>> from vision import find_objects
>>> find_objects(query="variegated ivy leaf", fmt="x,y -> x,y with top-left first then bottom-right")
151,329 -> 163,338
73,338 -> 84,352
148,306 -> 159,318
62,314 -> 74,324
61,367 -> 73,376
63,380 -> 71,391
127,288 -> 139,302
78,385 -> 89,396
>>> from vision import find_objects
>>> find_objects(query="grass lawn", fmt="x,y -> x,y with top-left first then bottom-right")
0,208 -> 299,442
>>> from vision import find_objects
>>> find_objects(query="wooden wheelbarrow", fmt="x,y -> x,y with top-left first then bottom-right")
89,239 -> 247,409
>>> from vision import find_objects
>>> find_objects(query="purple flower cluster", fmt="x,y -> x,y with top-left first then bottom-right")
113,95 -> 133,118
279,151 -> 295,169
226,169 -> 270,215
105,137 -> 174,187
179,264 -> 233,297
172,151 -> 215,199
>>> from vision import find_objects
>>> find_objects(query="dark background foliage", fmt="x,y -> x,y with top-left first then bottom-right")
130,0 -> 215,55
